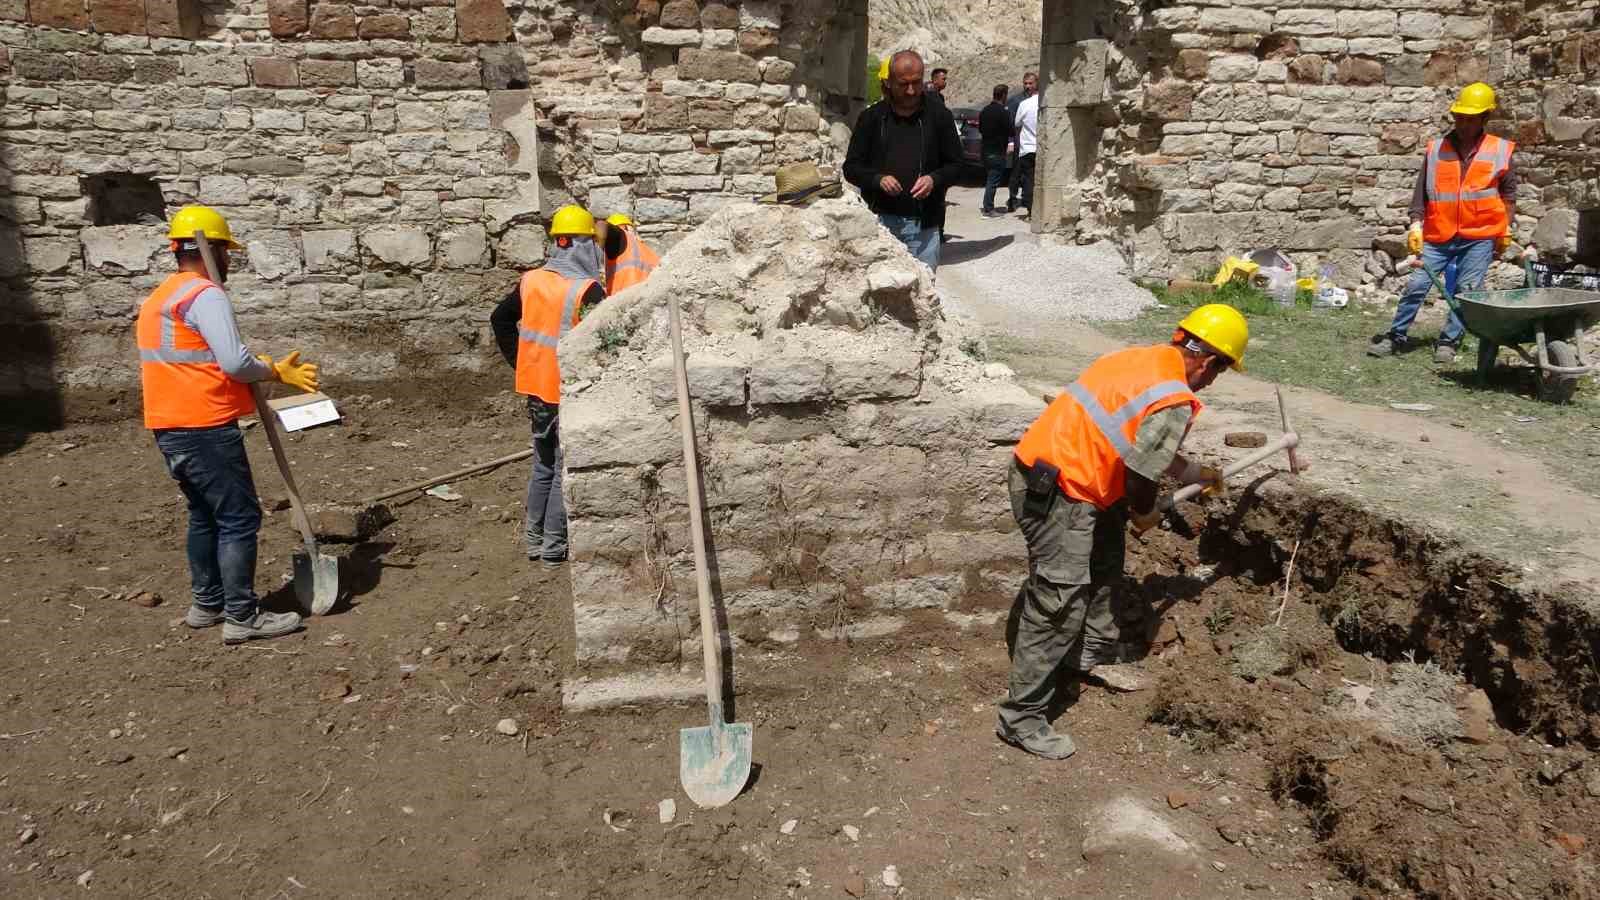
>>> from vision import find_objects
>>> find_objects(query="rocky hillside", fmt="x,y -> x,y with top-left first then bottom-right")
868,0 -> 1042,108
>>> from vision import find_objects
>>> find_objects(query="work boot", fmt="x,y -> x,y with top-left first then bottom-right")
1433,340 -> 1459,363
185,605 -> 223,629
222,610 -> 304,645
1080,663 -> 1149,692
1366,333 -> 1406,357
995,722 -> 1077,760
541,555 -> 567,569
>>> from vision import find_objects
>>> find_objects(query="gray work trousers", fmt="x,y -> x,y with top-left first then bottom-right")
524,397 -> 567,561
998,463 -> 1127,738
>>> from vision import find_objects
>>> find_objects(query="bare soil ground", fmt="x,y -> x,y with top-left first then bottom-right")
3,382 -> 1597,899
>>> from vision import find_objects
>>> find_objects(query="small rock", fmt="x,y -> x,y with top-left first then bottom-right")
495,718 -> 519,736
105,750 -> 133,765
401,805 -> 415,815
1419,433 -> 1430,443
780,818 -> 798,835
1212,861 -> 1227,872
59,442 -> 79,452
1217,823 -> 1243,844
128,591 -> 163,608
844,874 -> 867,897
1455,688 -> 1496,744
1555,832 -> 1587,855
158,809 -> 184,827
19,827 -> 38,846
922,721 -> 938,736
1224,431 -> 1267,448
77,870 -> 94,886
425,484 -> 464,502
108,728 -> 123,739
1153,619 -> 1181,646
164,745 -> 187,759
446,704 -> 464,716
658,799 -> 676,824
1166,791 -> 1193,810
1584,772 -> 1600,798
841,824 -> 860,842
882,865 -> 901,888
317,673 -> 352,701
50,475 -> 67,488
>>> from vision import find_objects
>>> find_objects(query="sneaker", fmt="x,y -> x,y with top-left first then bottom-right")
185,605 -> 224,629
1079,663 -> 1149,692
995,722 -> 1077,760
541,555 -> 567,569
1433,341 -> 1458,363
222,610 -> 304,645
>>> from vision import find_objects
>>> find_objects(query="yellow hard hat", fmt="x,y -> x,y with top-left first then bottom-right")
167,205 -> 240,250
1450,82 -> 1496,116
1177,303 -> 1249,371
549,204 -> 597,237
878,57 -> 890,81
606,212 -> 634,227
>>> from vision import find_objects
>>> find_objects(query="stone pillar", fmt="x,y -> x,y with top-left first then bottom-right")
1033,0 -> 1107,235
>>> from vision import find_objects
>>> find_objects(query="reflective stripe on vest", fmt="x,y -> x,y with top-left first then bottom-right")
1013,345 -> 1202,511
136,272 -> 256,430
1422,133 -> 1513,243
515,270 -> 592,403
605,229 -> 659,294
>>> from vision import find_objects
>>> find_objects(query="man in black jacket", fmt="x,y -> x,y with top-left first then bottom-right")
978,83 -> 1011,216
843,50 -> 965,272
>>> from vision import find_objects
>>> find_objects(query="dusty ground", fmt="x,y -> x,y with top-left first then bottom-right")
2,193 -> 1597,898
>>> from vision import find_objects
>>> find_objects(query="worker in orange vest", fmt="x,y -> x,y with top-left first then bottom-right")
602,212 -> 661,294
1369,82 -> 1518,363
996,305 -> 1247,760
137,205 -> 320,644
489,205 -> 606,566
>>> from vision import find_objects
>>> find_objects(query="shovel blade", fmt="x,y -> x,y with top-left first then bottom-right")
292,551 -> 341,616
679,721 -> 752,809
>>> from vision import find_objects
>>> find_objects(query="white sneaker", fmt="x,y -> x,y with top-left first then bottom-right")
1080,663 -> 1148,692
185,605 -> 224,629
223,611 -> 304,645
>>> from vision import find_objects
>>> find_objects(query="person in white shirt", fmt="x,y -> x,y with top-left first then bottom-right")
1013,92 -> 1040,217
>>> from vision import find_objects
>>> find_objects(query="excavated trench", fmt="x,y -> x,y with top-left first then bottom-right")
1140,481 -> 1600,896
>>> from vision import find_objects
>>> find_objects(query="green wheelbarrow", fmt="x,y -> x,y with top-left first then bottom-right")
1417,246 -> 1600,404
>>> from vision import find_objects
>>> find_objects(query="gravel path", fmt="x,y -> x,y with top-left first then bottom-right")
934,186 -> 1157,329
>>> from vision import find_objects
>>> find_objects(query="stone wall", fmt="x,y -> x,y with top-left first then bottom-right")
556,196 -> 1040,687
0,0 -> 867,414
1032,0 -> 1600,285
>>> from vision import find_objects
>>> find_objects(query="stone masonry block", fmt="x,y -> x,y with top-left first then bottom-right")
185,55 -> 248,86
0,0 -> 23,20
561,411 -> 678,469
1208,55 -> 1258,82
658,151 -> 718,174
30,0 -> 88,29
302,229 -> 356,271
359,13 -> 409,39
1198,7 -> 1271,33
80,225 -> 161,272
362,226 -> 431,266
748,355 -> 827,404
1054,39 -> 1108,107
700,2 -> 736,29
829,352 -> 922,401
1336,10 -> 1397,37
266,0 -> 306,36
250,58 -> 298,87
659,0 -> 697,28
781,104 -> 819,132
308,3 -> 355,38
456,0 -> 511,42
300,59 -> 356,86
647,353 -> 748,405
90,0 -> 143,32
678,48 -> 760,83
1274,8 -> 1335,35
642,26 -> 702,46
438,224 -> 488,268
414,59 -> 480,88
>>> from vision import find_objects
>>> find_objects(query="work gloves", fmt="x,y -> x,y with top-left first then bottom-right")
1179,461 -> 1227,498
1407,223 -> 1423,256
258,350 -> 320,394
1495,234 -> 1512,256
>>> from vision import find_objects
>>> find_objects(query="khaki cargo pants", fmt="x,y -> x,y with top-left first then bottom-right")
998,462 -> 1129,738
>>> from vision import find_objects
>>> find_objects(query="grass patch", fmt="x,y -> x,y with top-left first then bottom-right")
1106,283 -> 1600,498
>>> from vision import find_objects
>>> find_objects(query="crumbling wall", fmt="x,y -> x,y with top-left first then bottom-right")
557,196 -> 1041,683
0,0 -> 866,414
1033,0 -> 1600,286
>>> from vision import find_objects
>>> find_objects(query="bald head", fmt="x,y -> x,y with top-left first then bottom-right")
886,50 -> 925,115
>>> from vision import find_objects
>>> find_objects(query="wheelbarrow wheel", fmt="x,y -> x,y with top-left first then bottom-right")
1540,339 -> 1580,405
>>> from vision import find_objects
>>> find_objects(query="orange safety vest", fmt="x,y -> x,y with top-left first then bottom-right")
1014,345 -> 1202,511
515,269 -> 595,404
1422,133 -> 1514,244
136,272 -> 255,430
605,228 -> 660,295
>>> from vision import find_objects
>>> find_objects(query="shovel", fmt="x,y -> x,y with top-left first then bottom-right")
193,231 -> 340,615
668,294 -> 752,808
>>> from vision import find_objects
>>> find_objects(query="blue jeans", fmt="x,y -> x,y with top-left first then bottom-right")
877,213 -> 940,271
981,152 -> 1007,211
1388,237 -> 1492,345
155,424 -> 262,624
524,397 -> 567,561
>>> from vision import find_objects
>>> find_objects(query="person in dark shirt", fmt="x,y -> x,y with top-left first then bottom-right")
978,84 -> 1011,216
842,50 -> 966,271
928,67 -> 948,99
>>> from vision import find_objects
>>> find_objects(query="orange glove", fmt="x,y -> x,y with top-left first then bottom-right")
1494,235 -> 1512,256
1407,223 -> 1423,256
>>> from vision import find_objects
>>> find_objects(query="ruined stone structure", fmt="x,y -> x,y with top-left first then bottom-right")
557,197 -> 1039,689
1031,0 -> 1600,283
0,0 -> 869,416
